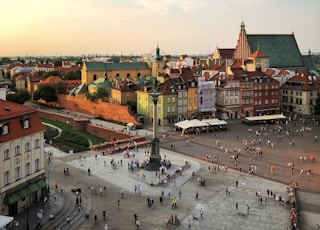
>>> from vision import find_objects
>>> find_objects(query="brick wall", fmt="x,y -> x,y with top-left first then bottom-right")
57,94 -> 140,125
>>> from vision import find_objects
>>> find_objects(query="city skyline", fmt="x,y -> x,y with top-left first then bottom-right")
1,0 -> 319,57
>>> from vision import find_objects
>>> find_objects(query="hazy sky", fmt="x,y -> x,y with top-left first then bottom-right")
1,0 -> 319,57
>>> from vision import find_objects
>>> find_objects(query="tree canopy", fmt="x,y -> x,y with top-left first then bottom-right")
33,85 -> 57,102
6,89 -> 31,104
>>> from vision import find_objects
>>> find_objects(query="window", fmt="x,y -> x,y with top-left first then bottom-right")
167,97 -> 171,103
15,167 -> 20,181
4,171 -> 9,185
35,159 -> 40,171
194,106 -> 197,110
265,92 -> 268,96
15,146 -> 21,156
183,92 -> 187,97
189,90 -> 192,94
172,97 -> 176,102
172,106 -> 176,112
4,149 -> 9,160
26,162 -> 31,176
167,107 -> 171,113
157,107 -> 161,113
2,124 -> 9,135
189,98 -> 192,103
25,142 -> 31,152
189,106 -> 192,111
35,139 -> 40,149
23,119 -> 30,129
265,99 -> 269,104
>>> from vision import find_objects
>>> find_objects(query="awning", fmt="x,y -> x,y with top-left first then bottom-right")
0,215 -> 14,228
5,179 -> 47,205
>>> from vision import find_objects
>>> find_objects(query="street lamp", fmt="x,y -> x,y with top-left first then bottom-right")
26,182 -> 30,230
47,152 -> 51,193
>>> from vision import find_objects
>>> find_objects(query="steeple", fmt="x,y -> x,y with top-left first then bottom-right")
154,44 -> 162,61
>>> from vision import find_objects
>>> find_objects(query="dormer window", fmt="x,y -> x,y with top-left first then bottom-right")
23,119 -> 30,129
21,116 -> 30,129
2,124 -> 9,135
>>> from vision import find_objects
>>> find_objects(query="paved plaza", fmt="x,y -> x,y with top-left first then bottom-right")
11,111 -> 320,230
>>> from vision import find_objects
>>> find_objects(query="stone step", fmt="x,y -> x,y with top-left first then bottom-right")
296,190 -> 320,206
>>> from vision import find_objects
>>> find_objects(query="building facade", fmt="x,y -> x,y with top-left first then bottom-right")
0,100 -> 47,216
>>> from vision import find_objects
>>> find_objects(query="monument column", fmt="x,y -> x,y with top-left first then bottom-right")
145,79 -> 161,171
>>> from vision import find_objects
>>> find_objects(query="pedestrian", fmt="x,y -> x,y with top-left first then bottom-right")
159,196 -> 163,204
225,187 -> 228,195
228,187 -> 231,195
236,181 -> 238,189
121,188 -> 124,198
134,213 -> 138,222
100,187 -> 103,195
236,202 -> 238,211
168,192 -> 171,199
196,191 -> 198,199
134,185 -> 137,194
88,168 -> 91,175
179,190 -> 182,199
247,206 -> 250,216
94,213 -> 97,221
60,186 -> 64,193
199,208 -> 204,219
117,200 -> 120,208
103,209 -> 106,220
55,182 -> 58,190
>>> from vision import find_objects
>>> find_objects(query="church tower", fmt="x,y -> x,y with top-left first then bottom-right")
233,21 -> 252,63
152,45 -> 164,77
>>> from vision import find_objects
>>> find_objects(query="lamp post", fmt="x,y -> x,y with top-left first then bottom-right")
26,182 -> 30,230
47,152 -> 50,193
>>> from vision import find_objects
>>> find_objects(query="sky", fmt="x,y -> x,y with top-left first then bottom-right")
0,0 -> 319,57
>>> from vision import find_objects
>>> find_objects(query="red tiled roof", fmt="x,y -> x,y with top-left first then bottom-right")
0,100 -> 46,142
37,76 -> 63,85
278,70 -> 289,76
218,48 -> 235,59
265,69 -> 276,76
251,50 -> 268,58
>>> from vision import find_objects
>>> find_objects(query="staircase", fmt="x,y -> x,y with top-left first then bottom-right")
295,190 -> 320,213
40,190 -> 92,230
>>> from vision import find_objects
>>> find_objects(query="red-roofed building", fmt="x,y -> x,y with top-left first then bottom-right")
0,99 -> 47,216
281,70 -> 320,115
35,76 -> 81,94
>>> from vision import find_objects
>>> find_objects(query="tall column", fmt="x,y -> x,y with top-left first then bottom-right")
144,79 -> 162,171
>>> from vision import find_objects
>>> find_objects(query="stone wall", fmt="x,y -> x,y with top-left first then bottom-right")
57,94 -> 140,125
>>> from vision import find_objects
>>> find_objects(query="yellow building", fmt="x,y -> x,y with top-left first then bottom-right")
111,79 -> 140,105
81,62 -> 152,86
137,79 -> 178,126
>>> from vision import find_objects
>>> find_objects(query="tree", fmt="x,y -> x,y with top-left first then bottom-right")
33,85 -> 57,102
314,95 -> 320,115
56,81 -> 66,94
6,89 -> 31,104
65,70 -> 81,80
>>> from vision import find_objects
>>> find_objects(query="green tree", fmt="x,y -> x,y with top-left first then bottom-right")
65,70 -> 81,80
6,89 -> 30,104
314,95 -> 320,115
56,81 -> 66,94
33,85 -> 57,102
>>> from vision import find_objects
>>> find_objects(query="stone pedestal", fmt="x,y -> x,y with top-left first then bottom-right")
144,138 -> 161,171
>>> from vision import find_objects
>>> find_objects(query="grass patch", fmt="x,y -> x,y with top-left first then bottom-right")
41,118 -> 106,152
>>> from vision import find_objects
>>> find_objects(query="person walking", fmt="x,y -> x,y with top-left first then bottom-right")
103,209 -> 106,220
236,202 -> 238,212
196,191 -> 199,199
94,213 -> 97,221
121,188 -> 125,198
199,208 -> 204,219
117,200 -> 120,209
179,190 -> 182,199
